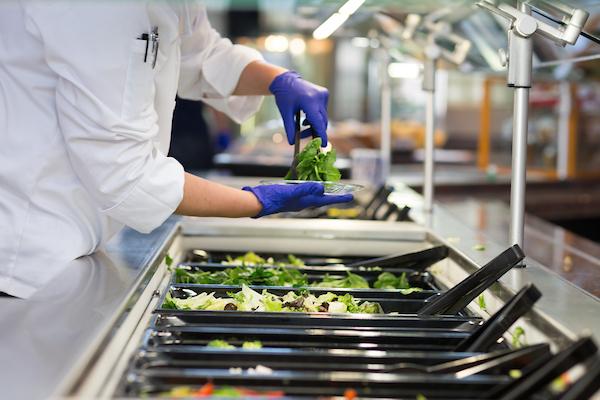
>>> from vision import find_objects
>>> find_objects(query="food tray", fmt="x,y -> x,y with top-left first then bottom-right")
184,246 -> 449,271
123,370 -> 510,399
144,325 -> 471,352
156,285 -> 474,318
154,313 -> 482,330
172,264 -> 437,290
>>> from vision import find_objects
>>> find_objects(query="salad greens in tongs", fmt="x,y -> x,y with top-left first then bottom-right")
286,110 -> 341,182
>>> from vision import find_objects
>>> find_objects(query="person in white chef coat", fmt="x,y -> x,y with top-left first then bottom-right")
0,2 -> 352,298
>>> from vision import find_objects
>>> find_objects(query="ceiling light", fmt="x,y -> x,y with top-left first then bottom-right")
313,0 -> 365,40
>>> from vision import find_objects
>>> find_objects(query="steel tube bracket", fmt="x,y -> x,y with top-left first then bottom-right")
477,0 -> 589,260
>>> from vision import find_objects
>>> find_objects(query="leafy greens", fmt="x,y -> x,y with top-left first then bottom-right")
175,265 -> 309,287
284,138 -> 341,182
163,284 -> 383,314
206,339 -> 263,349
311,272 -> 369,289
175,265 -> 423,292
221,252 -> 305,267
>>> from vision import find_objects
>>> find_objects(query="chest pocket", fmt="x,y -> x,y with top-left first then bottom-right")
121,38 -> 156,121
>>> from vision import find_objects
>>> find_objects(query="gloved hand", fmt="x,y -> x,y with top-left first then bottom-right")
269,71 -> 329,147
243,182 -> 352,218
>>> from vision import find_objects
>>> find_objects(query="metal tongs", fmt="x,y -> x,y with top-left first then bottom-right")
288,111 -> 303,180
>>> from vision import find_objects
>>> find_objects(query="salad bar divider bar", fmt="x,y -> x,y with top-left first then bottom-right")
110,243 -> 600,399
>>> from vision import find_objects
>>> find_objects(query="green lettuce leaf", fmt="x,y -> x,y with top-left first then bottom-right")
285,138 -> 341,182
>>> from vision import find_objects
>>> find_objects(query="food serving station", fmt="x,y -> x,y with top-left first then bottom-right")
2,183 -> 599,399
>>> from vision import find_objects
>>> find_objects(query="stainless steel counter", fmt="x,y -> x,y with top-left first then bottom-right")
0,217 -> 180,400
389,183 -> 600,339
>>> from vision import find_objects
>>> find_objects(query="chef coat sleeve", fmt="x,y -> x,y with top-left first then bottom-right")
25,4 -> 184,234
177,6 -> 264,123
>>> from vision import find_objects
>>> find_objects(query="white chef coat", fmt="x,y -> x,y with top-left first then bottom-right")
0,1 -> 264,298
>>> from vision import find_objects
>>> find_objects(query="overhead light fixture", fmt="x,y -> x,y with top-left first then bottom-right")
313,0 -> 365,40
388,62 -> 421,79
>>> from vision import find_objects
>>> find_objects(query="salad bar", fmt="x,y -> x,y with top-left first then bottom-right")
7,204 -> 600,400
100,240 -> 599,399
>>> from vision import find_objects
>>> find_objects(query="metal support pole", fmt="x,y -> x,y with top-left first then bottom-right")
423,55 -> 437,213
380,52 -> 392,183
509,87 -> 529,249
557,82 -> 571,180
508,1 -> 534,262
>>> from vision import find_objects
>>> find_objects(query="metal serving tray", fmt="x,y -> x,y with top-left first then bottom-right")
168,283 -> 439,299
154,313 -> 482,330
133,346 -> 481,369
156,285 -> 472,318
144,325 -> 471,351
124,370 -> 510,399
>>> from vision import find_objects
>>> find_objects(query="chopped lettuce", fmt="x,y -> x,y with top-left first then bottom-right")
511,326 -> 527,348
478,294 -> 487,311
242,341 -> 263,349
373,272 -> 422,293
165,285 -> 382,314
206,339 -> 235,349
205,340 -> 263,350
287,254 -> 305,266
222,251 -> 266,266
220,251 -> 305,267
311,272 -> 369,289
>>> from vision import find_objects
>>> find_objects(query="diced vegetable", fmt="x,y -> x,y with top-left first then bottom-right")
159,383 -> 284,398
165,285 -> 382,314
511,326 -> 527,348
478,294 -> 487,311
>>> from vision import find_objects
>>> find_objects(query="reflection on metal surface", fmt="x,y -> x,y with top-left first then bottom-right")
0,217 -> 180,400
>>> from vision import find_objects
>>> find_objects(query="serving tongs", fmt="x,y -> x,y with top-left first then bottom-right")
492,336 -> 599,400
288,111 -> 303,180
419,244 -> 525,315
383,284 -> 544,374
342,245 -> 449,271
455,284 -> 541,352
378,343 -> 549,374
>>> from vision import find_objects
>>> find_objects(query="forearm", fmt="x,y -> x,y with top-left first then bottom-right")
233,61 -> 287,96
175,173 -> 262,217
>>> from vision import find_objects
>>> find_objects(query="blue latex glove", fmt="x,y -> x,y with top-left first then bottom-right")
243,182 -> 353,218
269,71 -> 329,146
